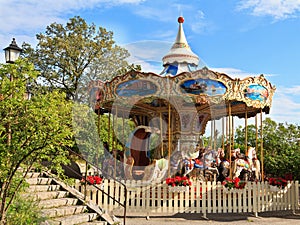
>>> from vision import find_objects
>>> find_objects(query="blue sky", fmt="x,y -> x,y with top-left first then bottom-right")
1,0 -> 300,126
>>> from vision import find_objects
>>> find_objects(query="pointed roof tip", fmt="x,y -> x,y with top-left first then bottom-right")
161,16 -> 199,68
178,16 -> 184,24
174,16 -> 188,48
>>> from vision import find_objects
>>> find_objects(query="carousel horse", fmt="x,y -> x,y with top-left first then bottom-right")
182,147 -> 219,181
216,148 -> 230,182
232,152 -> 251,180
170,150 -> 184,176
246,147 -> 261,181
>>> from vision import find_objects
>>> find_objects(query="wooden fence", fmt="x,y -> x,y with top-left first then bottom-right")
75,180 -> 299,218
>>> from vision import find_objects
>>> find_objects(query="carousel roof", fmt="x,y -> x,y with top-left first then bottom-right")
89,17 -> 276,135
161,17 -> 199,76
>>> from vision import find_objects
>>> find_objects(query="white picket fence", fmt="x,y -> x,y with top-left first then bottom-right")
75,180 -> 299,218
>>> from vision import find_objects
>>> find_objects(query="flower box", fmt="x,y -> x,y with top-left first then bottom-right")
169,186 -> 189,193
269,185 -> 280,192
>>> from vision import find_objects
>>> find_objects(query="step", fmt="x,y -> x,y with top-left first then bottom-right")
27,184 -> 61,192
25,172 -> 43,178
39,198 -> 79,209
78,222 -> 107,225
23,191 -> 68,200
41,205 -> 87,218
48,213 -> 98,225
26,177 -> 53,185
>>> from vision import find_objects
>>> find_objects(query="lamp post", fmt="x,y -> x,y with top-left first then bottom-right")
3,38 -> 22,64
3,38 -> 22,145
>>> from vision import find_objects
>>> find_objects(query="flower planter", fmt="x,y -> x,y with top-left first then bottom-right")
269,185 -> 280,192
168,186 -> 189,193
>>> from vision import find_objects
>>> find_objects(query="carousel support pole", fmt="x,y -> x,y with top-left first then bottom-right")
245,108 -> 248,152
228,103 -> 232,178
213,119 -> 216,150
232,114 -> 234,149
222,117 -> 225,150
210,120 -> 213,148
122,111 -> 125,151
96,108 -> 101,169
160,112 -> 164,157
255,114 -> 258,152
108,112 -> 111,151
260,109 -> 264,181
114,105 -> 118,178
168,102 -> 171,178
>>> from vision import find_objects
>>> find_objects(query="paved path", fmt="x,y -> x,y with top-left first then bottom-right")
125,211 -> 300,225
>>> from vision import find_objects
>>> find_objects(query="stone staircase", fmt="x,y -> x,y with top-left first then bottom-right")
24,171 -> 116,225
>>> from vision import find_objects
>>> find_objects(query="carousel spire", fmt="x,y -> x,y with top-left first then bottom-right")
161,16 -> 199,76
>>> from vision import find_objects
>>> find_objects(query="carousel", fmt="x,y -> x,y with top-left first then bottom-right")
88,17 -> 276,183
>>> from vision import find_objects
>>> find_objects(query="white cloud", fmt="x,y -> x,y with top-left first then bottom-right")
0,0 -> 144,34
123,40 -> 171,73
211,67 -> 275,79
271,91 -> 300,124
280,85 -> 300,95
237,0 -> 300,20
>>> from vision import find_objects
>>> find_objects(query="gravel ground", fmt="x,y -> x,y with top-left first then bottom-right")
125,210 -> 300,225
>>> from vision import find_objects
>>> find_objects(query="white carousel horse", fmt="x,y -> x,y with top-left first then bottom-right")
246,147 -> 261,181
232,153 -> 250,180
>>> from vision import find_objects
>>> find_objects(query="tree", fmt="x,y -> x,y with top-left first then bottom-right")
22,16 -> 140,101
234,117 -> 300,180
0,59 -> 73,224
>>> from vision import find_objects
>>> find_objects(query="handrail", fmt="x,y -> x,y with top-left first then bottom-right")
65,148 -> 127,225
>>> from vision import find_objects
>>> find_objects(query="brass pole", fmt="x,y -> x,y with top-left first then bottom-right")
222,117 -> 225,150
114,105 -> 118,177
168,102 -> 171,177
232,114 -> 234,149
160,112 -> 164,157
97,108 -> 101,168
108,113 -> 111,151
245,108 -> 248,152
255,114 -> 258,152
260,109 -> 264,181
229,103 -> 232,178
210,120 -> 213,148
213,119 -> 216,150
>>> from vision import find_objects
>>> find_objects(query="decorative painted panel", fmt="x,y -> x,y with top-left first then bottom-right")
116,79 -> 158,97
244,84 -> 268,102
180,78 -> 227,96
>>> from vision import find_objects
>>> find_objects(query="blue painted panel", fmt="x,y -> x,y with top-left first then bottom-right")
180,78 -> 226,96
116,79 -> 158,97
244,84 -> 268,101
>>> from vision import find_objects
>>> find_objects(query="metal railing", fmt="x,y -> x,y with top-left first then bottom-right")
64,148 -> 127,225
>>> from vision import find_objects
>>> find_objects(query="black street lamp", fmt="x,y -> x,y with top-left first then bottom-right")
3,38 -> 22,64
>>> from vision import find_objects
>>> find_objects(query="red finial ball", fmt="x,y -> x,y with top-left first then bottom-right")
178,16 -> 184,23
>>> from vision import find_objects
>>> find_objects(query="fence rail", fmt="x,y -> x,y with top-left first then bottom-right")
75,180 -> 299,218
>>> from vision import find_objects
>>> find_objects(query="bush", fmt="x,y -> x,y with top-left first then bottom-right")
6,195 -> 47,225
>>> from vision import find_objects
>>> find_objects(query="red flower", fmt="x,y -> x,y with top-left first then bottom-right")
166,176 -> 192,187
80,175 -> 103,185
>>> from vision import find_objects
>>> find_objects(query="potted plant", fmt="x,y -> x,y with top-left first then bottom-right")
166,176 -> 192,192
222,177 -> 246,192
268,177 -> 288,192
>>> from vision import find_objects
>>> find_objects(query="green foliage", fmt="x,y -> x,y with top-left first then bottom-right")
234,117 -> 300,180
22,16 -> 139,100
6,194 -> 46,225
72,104 -> 135,167
0,59 -> 73,223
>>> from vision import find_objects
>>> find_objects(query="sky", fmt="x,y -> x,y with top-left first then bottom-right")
1,0 -> 300,127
